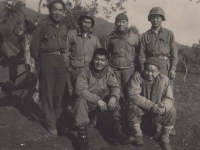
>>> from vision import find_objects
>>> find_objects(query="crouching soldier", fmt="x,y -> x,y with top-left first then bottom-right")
74,48 -> 134,150
126,57 -> 176,150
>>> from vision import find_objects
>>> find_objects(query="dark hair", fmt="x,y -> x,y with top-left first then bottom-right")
93,48 -> 109,60
48,0 -> 66,11
77,15 -> 95,27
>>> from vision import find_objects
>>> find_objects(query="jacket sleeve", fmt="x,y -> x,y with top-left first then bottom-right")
127,72 -> 155,111
63,32 -> 71,69
30,23 -> 43,61
161,79 -> 174,112
169,32 -> 178,71
96,36 -> 102,48
75,68 -> 101,104
107,69 -> 120,101
138,34 -> 146,72
134,34 -> 141,71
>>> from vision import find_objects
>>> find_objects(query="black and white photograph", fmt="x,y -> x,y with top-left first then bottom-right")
0,0 -> 200,149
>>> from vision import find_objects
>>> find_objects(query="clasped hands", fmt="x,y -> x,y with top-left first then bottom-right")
97,96 -> 116,112
151,103 -> 166,115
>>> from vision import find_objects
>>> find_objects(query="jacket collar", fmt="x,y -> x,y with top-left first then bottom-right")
109,29 -> 131,39
47,16 -> 63,29
77,28 -> 92,38
90,64 -> 108,79
148,26 -> 163,34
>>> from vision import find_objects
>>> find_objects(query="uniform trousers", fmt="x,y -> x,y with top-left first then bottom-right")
74,97 -> 120,126
126,103 -> 176,127
111,67 -> 135,102
40,53 -> 67,131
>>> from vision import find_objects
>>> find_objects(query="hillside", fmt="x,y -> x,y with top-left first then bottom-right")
93,17 -> 115,37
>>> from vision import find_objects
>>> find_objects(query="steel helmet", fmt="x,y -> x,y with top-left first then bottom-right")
78,14 -> 95,27
148,7 -> 165,21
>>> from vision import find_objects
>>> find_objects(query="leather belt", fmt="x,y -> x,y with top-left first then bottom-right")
157,56 -> 168,60
42,51 -> 64,55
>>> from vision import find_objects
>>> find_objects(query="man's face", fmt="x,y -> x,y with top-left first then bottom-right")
144,64 -> 160,82
149,14 -> 163,28
50,3 -> 64,23
80,18 -> 92,32
115,20 -> 128,31
93,54 -> 108,71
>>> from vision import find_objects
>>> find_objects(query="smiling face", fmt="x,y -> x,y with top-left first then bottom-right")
149,14 -> 163,29
144,64 -> 160,82
115,19 -> 129,31
93,54 -> 108,71
80,18 -> 92,33
49,3 -> 65,24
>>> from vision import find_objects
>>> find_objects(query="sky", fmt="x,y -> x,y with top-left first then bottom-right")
25,0 -> 200,46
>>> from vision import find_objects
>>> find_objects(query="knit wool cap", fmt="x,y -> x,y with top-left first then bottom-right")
144,57 -> 163,69
115,13 -> 128,21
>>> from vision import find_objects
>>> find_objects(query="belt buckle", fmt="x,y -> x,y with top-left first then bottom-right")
54,51 -> 61,55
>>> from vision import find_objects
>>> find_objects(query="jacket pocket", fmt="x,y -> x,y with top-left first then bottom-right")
146,39 -> 155,53
62,35 -> 67,41
159,37 -> 169,43
44,34 -> 55,39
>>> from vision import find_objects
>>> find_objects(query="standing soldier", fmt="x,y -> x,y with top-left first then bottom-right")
30,0 -> 68,136
105,13 -> 139,105
66,14 -> 101,88
139,7 -> 178,82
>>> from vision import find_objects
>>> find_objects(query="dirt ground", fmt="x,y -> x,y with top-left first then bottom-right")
0,72 -> 200,150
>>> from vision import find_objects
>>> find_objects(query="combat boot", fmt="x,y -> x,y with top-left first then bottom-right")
130,123 -> 144,146
161,127 -> 172,150
77,126 -> 89,150
113,120 -> 135,145
155,124 -> 175,138
88,113 -> 97,128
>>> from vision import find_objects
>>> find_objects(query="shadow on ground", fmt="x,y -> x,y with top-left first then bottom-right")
0,72 -> 200,150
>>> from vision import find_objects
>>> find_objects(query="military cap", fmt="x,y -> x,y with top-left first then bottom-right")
144,57 -> 163,69
115,13 -> 128,21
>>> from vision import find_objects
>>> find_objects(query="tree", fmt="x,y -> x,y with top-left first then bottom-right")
190,0 -> 200,3
43,0 -> 129,29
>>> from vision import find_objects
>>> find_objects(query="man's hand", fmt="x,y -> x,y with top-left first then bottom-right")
97,99 -> 107,112
157,103 -> 166,115
134,71 -> 142,81
169,70 -> 176,80
108,96 -> 117,111
151,104 -> 166,115
66,67 -> 71,73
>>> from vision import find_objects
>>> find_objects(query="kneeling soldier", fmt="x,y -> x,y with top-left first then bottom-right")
74,48 -> 134,150
127,57 -> 176,150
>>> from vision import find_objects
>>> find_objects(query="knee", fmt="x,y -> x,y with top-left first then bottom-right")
126,103 -> 144,116
166,106 -> 176,117
74,98 -> 88,110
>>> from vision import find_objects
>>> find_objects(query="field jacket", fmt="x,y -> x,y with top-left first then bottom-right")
139,27 -> 178,71
75,65 -> 120,104
30,17 -> 68,62
66,29 -> 101,68
127,71 -> 174,113
105,31 -> 139,69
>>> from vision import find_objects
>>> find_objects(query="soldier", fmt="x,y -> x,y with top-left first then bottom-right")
66,14 -> 101,88
126,57 -> 176,150
105,13 -> 139,105
74,48 -> 134,150
30,0 -> 68,136
139,7 -> 178,83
